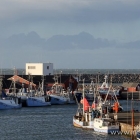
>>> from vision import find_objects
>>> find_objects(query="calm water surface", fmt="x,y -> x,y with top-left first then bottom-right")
0,103 -> 132,140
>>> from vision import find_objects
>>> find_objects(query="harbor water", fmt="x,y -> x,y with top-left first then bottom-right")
0,101 -> 132,140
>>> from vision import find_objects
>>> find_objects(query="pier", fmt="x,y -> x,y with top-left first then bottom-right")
109,111 -> 140,137
109,112 -> 140,124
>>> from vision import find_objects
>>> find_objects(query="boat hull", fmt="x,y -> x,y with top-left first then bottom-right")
26,97 -> 51,107
0,99 -> 22,109
73,116 -> 94,129
73,117 -> 83,128
49,94 -> 68,105
93,126 -> 120,134
93,118 -> 120,134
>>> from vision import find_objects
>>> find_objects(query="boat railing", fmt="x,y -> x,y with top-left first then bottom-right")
17,92 -> 28,96
1,97 -> 14,100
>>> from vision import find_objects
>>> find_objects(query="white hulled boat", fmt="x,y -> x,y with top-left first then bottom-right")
73,79 -> 94,129
93,117 -> 120,133
73,78 -> 121,133
93,84 -> 120,134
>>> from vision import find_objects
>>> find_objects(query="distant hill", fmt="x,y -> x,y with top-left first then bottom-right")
1,31 -> 139,50
1,31 -> 115,50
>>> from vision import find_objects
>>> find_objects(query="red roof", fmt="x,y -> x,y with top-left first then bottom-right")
7,75 -> 36,87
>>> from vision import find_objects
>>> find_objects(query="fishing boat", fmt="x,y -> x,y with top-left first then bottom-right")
73,78 -> 121,132
93,117 -> 120,133
0,76 -> 22,109
47,75 -> 76,105
26,96 -> 51,107
85,79 -> 94,101
16,84 -> 29,107
98,75 -> 120,99
73,79 -> 94,129
26,76 -> 51,107
7,74 -> 37,107
93,85 -> 120,134
47,83 -> 69,105
92,100 -> 120,133
0,96 -> 22,109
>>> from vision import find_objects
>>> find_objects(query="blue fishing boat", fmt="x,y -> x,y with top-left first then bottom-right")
47,75 -> 76,105
0,75 -> 22,109
26,96 -> 51,107
26,76 -> 51,107
0,96 -> 22,109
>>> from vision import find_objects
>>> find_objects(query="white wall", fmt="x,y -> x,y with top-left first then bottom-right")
26,63 -> 53,75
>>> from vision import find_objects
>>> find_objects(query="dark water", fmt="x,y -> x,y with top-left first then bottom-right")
0,103 -> 131,140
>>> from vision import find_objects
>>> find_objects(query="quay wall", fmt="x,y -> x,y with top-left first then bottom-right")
1,73 -> 140,88
109,112 -> 140,137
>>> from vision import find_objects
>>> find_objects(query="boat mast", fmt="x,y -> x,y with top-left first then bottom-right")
0,75 -> 3,98
104,75 -> 114,103
131,98 -> 134,140
41,75 -> 44,94
28,74 -> 33,95
13,68 -> 17,96
82,78 -> 85,115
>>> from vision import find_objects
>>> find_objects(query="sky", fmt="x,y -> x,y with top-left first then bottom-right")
0,0 -> 140,69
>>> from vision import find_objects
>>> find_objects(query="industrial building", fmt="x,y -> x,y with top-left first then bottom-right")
25,63 -> 53,75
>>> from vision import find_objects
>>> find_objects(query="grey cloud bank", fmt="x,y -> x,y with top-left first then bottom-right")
0,0 -> 140,40
0,0 -> 140,69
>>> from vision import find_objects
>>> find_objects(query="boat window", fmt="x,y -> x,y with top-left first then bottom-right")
28,66 -> 36,69
103,122 -> 109,126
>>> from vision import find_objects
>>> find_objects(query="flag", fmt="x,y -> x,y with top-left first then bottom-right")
80,98 -> 90,111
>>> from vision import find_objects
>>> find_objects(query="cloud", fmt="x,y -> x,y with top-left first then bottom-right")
0,0 -> 140,43
123,40 -> 140,49
1,0 -> 140,23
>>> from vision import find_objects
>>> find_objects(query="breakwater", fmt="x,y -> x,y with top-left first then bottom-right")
1,73 -> 140,89
1,68 -> 140,75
